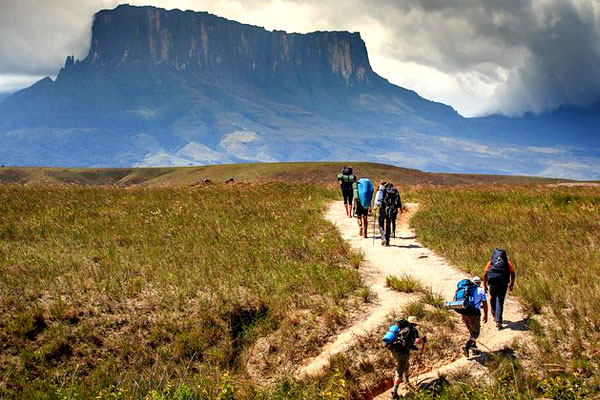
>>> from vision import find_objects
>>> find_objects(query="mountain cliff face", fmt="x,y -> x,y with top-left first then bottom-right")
75,6 -> 374,87
0,5 -> 597,179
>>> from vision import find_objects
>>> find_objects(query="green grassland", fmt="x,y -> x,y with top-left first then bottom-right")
0,162 -> 571,187
409,185 -> 600,398
1,164 -> 599,399
0,183 -> 365,398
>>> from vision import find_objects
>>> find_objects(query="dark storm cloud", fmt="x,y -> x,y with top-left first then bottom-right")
0,0 -> 599,116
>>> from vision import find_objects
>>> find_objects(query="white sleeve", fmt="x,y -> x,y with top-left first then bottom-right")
375,190 -> 383,205
479,288 -> 487,301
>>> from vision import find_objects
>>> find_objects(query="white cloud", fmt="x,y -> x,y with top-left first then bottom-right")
0,74 -> 48,93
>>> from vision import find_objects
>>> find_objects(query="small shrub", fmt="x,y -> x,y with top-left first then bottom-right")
320,369 -> 348,400
386,274 -> 424,293
403,300 -> 426,319
357,286 -> 374,303
348,250 -> 363,269
422,288 -> 444,308
424,308 -> 454,328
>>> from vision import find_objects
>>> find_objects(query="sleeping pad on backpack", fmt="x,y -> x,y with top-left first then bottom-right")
357,178 -> 374,209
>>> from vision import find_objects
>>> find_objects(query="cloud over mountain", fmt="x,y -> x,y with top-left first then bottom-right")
0,0 -> 599,117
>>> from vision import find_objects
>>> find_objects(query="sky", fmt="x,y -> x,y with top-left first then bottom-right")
1,0 -> 599,117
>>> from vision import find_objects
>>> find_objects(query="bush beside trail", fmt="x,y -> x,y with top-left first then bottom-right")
0,183 -> 363,398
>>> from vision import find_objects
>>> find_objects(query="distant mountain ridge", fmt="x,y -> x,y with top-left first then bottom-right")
0,4 -> 598,179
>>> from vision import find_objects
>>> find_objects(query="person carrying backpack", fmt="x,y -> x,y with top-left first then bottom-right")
483,248 -> 516,330
382,316 -> 426,398
374,180 -> 387,240
352,177 -> 374,238
380,182 -> 402,246
336,165 -> 355,217
460,276 -> 488,357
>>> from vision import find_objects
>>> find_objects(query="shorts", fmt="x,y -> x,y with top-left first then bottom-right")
342,186 -> 353,205
355,202 -> 368,216
393,351 -> 410,380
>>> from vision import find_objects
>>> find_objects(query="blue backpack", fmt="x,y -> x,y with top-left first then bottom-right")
444,279 -> 480,315
357,178 -> 374,209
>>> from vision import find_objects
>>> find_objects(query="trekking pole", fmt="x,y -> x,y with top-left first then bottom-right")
414,340 -> 426,386
372,208 -> 376,246
476,340 -> 493,353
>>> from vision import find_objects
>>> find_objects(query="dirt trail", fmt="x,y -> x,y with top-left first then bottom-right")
296,202 -> 529,397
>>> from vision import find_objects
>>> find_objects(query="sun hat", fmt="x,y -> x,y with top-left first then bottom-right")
472,276 -> 482,284
407,316 -> 419,325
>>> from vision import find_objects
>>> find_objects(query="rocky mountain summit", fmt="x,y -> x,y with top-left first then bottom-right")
0,5 -> 597,179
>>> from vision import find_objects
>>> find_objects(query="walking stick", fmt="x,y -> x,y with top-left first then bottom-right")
372,207 -> 376,246
414,340 -> 426,386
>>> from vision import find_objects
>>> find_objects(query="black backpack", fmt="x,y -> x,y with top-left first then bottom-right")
383,187 -> 400,213
386,320 -> 416,352
487,248 -> 510,286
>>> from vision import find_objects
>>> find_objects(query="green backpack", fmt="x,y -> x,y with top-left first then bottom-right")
337,173 -> 355,183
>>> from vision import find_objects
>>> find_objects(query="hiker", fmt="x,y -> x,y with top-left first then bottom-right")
336,165 -> 355,217
374,180 -> 387,240
483,248 -> 516,330
352,177 -> 374,238
383,316 -> 426,399
380,182 -> 402,246
461,276 -> 488,357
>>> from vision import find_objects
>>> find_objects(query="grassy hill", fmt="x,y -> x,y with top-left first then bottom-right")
1,163 -> 599,398
409,185 -> 600,398
0,162 -> 573,187
0,183 -> 366,398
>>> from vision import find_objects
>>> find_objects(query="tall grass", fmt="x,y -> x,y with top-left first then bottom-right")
386,274 -> 425,293
0,183 -> 362,398
410,186 -> 600,392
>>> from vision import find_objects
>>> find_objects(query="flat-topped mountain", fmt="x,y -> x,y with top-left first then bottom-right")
0,5 -> 597,179
86,6 -> 373,87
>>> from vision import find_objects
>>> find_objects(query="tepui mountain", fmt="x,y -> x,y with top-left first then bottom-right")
0,4 -> 598,179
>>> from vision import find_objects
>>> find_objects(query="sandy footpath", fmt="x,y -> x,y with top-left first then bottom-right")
296,202 -> 529,398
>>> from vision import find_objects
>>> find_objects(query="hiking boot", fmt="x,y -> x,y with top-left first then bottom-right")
385,242 -> 390,246
363,232 -> 368,238
359,227 -> 363,236
391,392 -> 399,400
496,322 -> 503,330
462,345 -> 469,357
381,240 -> 386,246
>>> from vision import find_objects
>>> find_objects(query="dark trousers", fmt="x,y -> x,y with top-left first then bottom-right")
462,310 -> 481,349
378,209 -> 385,238
383,209 -> 398,243
341,186 -> 353,205
489,285 -> 508,323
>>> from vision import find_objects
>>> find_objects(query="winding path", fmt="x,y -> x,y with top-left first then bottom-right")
296,202 -> 529,397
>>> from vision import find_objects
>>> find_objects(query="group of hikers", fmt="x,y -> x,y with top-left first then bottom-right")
337,166 -> 517,399
337,165 -> 402,246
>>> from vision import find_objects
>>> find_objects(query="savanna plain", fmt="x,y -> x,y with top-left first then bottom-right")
0,163 -> 598,399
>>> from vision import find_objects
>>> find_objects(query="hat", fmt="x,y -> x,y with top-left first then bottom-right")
407,316 -> 419,325
472,276 -> 482,284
